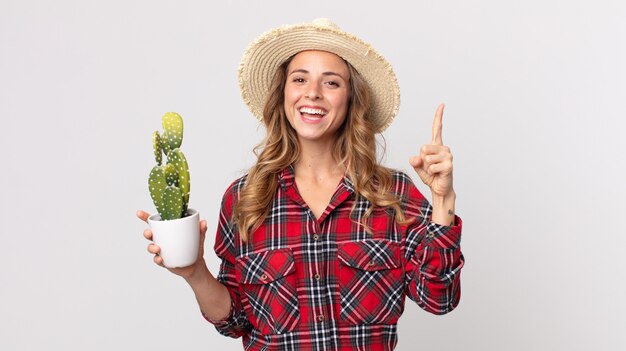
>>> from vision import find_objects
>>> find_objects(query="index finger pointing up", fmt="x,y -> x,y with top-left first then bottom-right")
431,103 -> 444,145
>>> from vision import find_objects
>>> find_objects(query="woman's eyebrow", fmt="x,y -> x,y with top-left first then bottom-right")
322,72 -> 346,80
288,69 -> 347,81
289,68 -> 309,75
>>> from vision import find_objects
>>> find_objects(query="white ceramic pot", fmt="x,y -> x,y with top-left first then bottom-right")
147,208 -> 200,268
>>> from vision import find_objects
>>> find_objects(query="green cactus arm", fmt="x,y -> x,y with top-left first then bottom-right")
162,185 -> 184,220
164,162 -> 179,187
148,165 -> 167,217
152,131 -> 162,166
160,133 -> 171,157
162,112 -> 183,151
168,148 -> 190,212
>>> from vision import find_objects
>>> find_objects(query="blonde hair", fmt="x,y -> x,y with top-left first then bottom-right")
233,55 -> 408,241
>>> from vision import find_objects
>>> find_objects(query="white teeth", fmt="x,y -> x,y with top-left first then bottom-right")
299,107 -> 326,115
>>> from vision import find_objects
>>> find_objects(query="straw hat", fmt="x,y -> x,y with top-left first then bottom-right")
238,18 -> 400,133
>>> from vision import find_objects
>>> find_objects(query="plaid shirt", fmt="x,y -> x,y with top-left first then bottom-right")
205,165 -> 464,350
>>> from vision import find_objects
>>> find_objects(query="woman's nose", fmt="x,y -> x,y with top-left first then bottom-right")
305,83 -> 322,100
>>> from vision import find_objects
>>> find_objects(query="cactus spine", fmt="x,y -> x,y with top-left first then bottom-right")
148,112 -> 191,220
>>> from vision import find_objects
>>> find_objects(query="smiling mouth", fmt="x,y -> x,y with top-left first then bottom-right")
299,107 -> 328,121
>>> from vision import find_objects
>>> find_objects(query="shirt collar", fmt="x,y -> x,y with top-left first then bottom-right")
278,164 -> 355,194
278,164 -> 296,189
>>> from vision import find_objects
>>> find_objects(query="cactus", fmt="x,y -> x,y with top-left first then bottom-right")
152,131 -> 162,166
148,112 -> 191,220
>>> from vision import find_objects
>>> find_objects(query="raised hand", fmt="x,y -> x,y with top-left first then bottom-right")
409,104 -> 454,198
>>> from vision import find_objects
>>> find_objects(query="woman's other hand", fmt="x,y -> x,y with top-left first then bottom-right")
409,104 -> 454,198
409,104 -> 456,226
136,210 -> 208,281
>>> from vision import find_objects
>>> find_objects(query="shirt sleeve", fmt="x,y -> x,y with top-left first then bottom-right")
402,177 -> 465,315
203,180 -> 252,338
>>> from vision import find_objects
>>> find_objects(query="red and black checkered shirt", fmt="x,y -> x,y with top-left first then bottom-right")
205,165 -> 464,350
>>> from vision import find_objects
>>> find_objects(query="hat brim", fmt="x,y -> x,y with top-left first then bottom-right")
238,21 -> 400,133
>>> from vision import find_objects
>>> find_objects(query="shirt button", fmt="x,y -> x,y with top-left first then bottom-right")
368,260 -> 376,267
426,232 -> 435,239
313,234 -> 320,241
260,274 -> 268,281
318,315 -> 325,322
314,273 -> 321,281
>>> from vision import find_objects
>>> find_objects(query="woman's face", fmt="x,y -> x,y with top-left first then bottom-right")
283,50 -> 350,145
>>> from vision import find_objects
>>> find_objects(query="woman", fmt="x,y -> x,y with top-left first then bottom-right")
138,19 -> 464,350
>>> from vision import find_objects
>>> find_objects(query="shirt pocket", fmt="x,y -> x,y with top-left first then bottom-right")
338,240 -> 405,325
236,248 -> 300,335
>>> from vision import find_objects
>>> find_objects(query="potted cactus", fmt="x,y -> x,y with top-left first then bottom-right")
147,112 -> 199,268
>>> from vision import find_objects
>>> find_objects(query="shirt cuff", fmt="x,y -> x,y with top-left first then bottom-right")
423,215 -> 462,249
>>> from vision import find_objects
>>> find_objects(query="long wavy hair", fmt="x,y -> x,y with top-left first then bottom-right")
233,54 -> 409,242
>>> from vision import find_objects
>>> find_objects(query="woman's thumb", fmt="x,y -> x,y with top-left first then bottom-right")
409,156 -> 428,181
409,156 -> 422,168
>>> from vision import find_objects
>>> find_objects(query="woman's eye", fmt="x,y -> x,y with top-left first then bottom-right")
326,81 -> 339,87
293,78 -> 305,83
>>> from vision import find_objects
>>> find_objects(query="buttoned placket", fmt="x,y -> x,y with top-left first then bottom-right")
281,170 -> 326,325
303,192 -> 331,325
304,183 -> 354,326
311,218 -> 328,324
280,165 -> 355,327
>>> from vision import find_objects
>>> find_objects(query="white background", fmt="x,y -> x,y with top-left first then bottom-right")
1,0 -> 625,350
